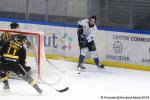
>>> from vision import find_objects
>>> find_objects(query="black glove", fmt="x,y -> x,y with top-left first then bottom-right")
77,25 -> 83,36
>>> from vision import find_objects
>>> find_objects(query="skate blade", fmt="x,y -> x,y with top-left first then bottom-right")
77,68 -> 85,72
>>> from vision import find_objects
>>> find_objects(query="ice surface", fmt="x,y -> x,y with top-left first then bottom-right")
0,59 -> 150,100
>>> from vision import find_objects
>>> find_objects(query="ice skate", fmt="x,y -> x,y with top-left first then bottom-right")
97,64 -> 105,69
3,81 -> 10,92
77,63 -> 86,71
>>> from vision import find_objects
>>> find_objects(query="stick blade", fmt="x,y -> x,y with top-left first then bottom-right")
56,87 -> 69,93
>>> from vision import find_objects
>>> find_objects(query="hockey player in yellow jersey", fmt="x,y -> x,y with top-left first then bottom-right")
0,22 -> 19,53
0,22 -> 31,76
0,34 -> 42,94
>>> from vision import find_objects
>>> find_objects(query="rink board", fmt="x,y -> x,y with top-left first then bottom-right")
0,18 -> 150,71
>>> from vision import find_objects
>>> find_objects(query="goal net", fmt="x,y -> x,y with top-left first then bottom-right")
0,29 -> 62,84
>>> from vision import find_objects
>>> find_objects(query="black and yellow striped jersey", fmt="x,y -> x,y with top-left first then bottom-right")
1,39 -> 26,66
1,32 -> 12,42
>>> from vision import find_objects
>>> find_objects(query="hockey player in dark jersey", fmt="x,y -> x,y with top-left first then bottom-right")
0,31 -> 12,83
0,35 -> 42,94
0,22 -> 20,43
0,32 -> 12,54
0,22 -> 19,54
0,22 -> 31,74
77,15 -> 104,70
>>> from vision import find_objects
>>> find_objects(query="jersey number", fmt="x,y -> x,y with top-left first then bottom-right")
7,44 -> 17,56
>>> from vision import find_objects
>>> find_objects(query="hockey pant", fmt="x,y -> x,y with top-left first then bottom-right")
0,63 -> 37,89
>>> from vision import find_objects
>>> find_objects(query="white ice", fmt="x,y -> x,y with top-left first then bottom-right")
0,59 -> 150,100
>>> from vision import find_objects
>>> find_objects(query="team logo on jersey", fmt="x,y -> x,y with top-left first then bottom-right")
59,33 -> 73,50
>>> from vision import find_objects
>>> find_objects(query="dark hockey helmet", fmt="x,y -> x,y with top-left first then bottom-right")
17,34 -> 27,42
10,22 -> 19,29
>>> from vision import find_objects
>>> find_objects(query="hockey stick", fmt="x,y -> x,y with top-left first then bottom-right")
45,60 -> 69,93
46,60 -> 66,73
9,75 -> 69,93
39,79 -> 69,93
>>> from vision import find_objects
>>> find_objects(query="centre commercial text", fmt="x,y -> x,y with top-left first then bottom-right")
111,34 -> 150,63
113,35 -> 150,42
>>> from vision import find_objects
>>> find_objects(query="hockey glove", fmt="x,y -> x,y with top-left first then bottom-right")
87,36 -> 94,43
25,40 -> 31,48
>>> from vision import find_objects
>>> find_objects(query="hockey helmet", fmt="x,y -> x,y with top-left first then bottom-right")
10,22 -> 19,29
17,34 -> 27,42
1,32 -> 11,41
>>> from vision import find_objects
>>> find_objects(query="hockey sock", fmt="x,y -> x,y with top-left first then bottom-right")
0,73 -> 10,90
22,74 -> 36,86
93,57 -> 99,66
0,72 -> 8,82
22,74 -> 42,93
79,55 -> 85,64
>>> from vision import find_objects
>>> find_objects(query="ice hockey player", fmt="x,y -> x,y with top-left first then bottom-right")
0,22 -> 31,75
77,15 -> 104,70
0,22 -> 18,49
10,22 -> 31,48
0,22 -> 19,53
0,34 -> 42,94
